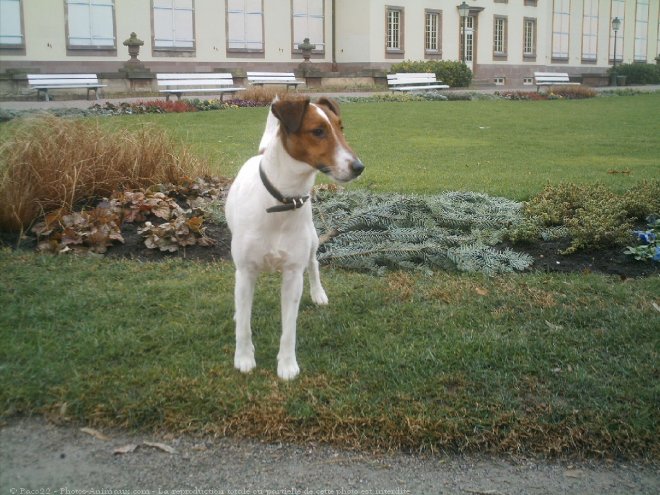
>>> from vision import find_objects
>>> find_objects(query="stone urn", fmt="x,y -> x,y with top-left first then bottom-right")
298,38 -> 315,62
123,32 -> 144,64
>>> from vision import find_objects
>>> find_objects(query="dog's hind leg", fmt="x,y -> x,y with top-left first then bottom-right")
234,268 -> 257,373
308,239 -> 328,305
308,256 -> 328,305
278,269 -> 304,380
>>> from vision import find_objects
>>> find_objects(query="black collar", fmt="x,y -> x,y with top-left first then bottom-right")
259,161 -> 310,213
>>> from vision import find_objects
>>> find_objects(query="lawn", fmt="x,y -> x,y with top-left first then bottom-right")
108,93 -> 660,199
1,93 -> 659,460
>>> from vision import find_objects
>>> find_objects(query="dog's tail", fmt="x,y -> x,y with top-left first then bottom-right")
258,96 -> 280,154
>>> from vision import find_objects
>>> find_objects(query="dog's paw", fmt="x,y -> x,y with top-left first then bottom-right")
277,358 -> 300,381
311,287 -> 329,305
234,353 -> 256,374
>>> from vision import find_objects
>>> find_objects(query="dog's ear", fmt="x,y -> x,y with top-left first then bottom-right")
271,96 -> 310,134
316,97 -> 340,117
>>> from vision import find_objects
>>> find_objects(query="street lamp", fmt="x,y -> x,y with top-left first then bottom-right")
458,2 -> 470,64
611,17 -> 621,86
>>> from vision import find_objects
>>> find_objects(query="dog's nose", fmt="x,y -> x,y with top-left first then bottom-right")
351,159 -> 365,177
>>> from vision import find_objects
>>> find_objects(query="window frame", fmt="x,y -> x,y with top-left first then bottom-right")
385,5 -> 404,58
0,0 -> 25,54
609,0 -> 625,63
581,0 -> 598,63
292,0 -> 325,56
551,0 -> 570,61
65,0 -> 117,55
151,0 -> 196,56
634,0 -> 649,62
226,0 -> 264,56
424,8 -> 441,58
523,17 -> 537,60
493,15 -> 508,59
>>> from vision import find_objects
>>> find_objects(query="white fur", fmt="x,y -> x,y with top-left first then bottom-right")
225,100 -> 360,380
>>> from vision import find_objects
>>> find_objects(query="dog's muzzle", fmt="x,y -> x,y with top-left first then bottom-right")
350,159 -> 365,178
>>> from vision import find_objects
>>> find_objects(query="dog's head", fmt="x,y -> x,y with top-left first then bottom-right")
269,95 -> 364,183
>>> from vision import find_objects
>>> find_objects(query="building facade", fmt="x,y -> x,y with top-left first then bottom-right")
0,0 -> 659,88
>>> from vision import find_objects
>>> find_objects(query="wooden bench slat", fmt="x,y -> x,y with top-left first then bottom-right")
533,72 -> 581,92
28,73 -> 105,101
246,71 -> 304,89
387,73 -> 449,92
156,72 -> 244,101
157,80 -> 237,86
157,73 -> 234,80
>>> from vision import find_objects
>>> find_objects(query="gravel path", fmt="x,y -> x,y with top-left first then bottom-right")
1,418 -> 658,495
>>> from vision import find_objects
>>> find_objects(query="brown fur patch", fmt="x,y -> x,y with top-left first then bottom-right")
273,96 -> 355,175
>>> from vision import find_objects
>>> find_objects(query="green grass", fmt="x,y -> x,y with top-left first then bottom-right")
1,94 -> 660,459
1,253 -> 658,458
107,93 -> 660,199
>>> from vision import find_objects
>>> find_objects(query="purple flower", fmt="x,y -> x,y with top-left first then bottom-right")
654,246 -> 660,262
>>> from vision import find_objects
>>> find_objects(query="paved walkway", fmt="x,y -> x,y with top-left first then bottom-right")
1,85 -> 658,112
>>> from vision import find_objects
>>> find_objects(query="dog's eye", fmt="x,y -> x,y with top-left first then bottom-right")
311,128 -> 326,138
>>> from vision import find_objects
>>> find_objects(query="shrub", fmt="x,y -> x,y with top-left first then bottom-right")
235,86 -> 283,104
548,86 -> 597,99
0,115 -> 209,232
390,60 -> 472,87
508,182 -> 660,254
608,63 -> 660,85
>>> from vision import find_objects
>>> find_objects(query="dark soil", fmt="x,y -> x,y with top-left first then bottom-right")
503,238 -> 658,278
2,219 -> 657,278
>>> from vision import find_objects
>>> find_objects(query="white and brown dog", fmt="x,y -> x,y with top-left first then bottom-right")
225,96 -> 364,380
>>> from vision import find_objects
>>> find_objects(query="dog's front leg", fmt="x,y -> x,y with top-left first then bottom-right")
278,268 -> 304,380
234,268 -> 257,373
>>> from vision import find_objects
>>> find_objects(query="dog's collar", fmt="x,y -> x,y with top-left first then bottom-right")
259,161 -> 310,213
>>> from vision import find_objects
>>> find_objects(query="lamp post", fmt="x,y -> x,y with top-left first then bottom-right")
611,17 -> 621,86
458,2 -> 470,64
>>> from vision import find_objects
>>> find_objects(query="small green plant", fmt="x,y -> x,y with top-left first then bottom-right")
624,217 -> 660,262
508,181 -> 660,254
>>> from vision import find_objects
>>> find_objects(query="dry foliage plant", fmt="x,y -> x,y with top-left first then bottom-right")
0,115 -> 209,232
236,85 -> 285,104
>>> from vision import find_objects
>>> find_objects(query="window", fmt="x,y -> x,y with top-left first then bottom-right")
552,0 -> 570,60
634,0 -> 649,62
66,0 -> 115,48
293,0 -> 324,53
386,6 -> 403,53
227,0 -> 263,52
610,0 -> 624,62
582,0 -> 598,61
153,0 -> 194,49
493,16 -> 507,57
462,15 -> 474,63
424,9 -> 441,55
0,0 -> 23,47
523,18 -> 536,58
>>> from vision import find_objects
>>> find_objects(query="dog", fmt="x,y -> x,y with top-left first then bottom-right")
225,95 -> 364,380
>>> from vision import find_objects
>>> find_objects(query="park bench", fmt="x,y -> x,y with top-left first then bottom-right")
156,73 -> 245,101
533,72 -> 580,92
387,73 -> 449,92
27,74 -> 106,101
246,72 -> 305,90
